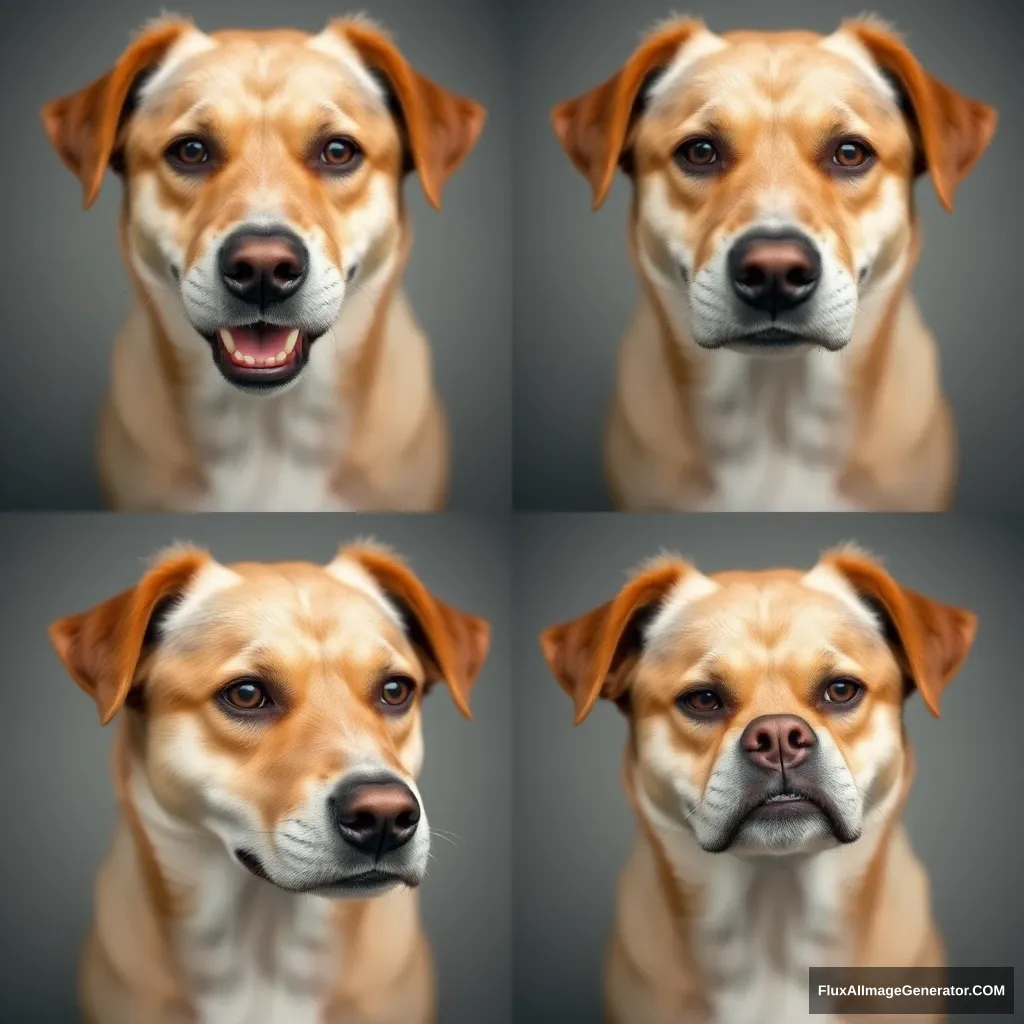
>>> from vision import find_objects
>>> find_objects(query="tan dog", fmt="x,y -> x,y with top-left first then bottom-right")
541,546 -> 977,1023
42,16 -> 485,511
49,542 -> 490,1024
552,17 -> 997,511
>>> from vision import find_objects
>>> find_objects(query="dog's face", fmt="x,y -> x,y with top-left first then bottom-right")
50,543 -> 489,897
553,18 -> 996,355
541,547 -> 975,856
42,17 -> 484,393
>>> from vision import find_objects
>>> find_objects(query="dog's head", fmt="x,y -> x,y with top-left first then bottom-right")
41,16 -> 485,393
49,542 -> 489,897
541,546 -> 975,856
552,17 -> 996,355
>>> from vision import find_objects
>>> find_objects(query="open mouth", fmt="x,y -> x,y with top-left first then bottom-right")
208,322 -> 312,389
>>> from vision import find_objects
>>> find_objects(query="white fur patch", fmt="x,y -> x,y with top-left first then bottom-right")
137,30 -> 218,107
306,30 -> 389,106
159,559 -> 243,638
643,571 -> 721,647
802,563 -> 882,632
647,30 -> 728,108
323,557 -> 405,628
819,31 -> 900,106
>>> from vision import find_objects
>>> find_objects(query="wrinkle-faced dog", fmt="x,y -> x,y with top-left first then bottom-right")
50,542 -> 490,1023
552,17 -> 996,511
42,16 -> 485,511
541,546 -> 976,1023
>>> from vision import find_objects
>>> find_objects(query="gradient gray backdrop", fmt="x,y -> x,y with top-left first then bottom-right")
514,515 -> 1022,1022
0,0 -> 510,511
513,0 -> 1022,511
0,514 -> 511,1023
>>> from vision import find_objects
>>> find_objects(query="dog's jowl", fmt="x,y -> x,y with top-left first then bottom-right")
41,17 -> 485,512
540,545 -> 977,1024
49,542 -> 490,1024
552,17 -> 996,512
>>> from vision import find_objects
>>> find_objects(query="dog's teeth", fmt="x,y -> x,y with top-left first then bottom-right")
243,354 -> 256,366
231,350 -> 246,365
219,328 -> 236,354
275,351 -> 287,364
284,329 -> 299,354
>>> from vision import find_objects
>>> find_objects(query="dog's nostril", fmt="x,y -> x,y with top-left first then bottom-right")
740,267 -> 767,290
229,260 -> 256,283
342,809 -> 376,831
274,261 -> 301,283
786,267 -> 814,288
395,809 -> 418,831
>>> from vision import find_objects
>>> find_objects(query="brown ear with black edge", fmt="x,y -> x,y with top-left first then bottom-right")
40,16 -> 194,209
342,543 -> 490,718
842,18 -> 997,212
48,547 -> 211,726
332,19 -> 486,210
539,557 -> 697,724
821,546 -> 977,717
550,19 -> 707,210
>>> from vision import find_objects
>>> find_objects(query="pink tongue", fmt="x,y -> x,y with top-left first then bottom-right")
228,326 -> 292,358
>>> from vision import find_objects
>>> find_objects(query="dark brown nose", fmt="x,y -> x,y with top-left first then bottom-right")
218,229 -> 308,307
329,778 -> 421,857
740,714 -> 816,771
729,232 -> 821,314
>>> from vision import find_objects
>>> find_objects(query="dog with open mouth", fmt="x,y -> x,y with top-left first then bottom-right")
49,541 -> 490,1023
540,545 -> 977,1023
551,16 -> 996,511
42,15 -> 485,511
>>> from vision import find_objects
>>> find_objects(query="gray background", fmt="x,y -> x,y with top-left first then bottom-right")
512,0 -> 1022,511
514,514 -> 1023,1021
0,513 -> 511,1023
0,0 -> 510,511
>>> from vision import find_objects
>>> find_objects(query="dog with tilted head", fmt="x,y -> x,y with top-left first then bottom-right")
50,541 -> 490,1023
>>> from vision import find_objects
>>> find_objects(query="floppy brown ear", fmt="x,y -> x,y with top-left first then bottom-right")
342,544 -> 490,718
822,547 -> 977,717
551,19 -> 706,209
334,20 -> 486,210
40,17 -> 193,209
843,19 -> 997,212
540,558 -> 694,724
48,547 -> 210,726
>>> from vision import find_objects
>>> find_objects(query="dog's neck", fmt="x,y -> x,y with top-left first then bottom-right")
122,744 -> 342,1024
131,245 -> 401,512
639,245 -> 913,511
626,755 -> 908,1023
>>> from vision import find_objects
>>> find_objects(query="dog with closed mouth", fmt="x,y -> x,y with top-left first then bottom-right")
49,541 -> 490,1024
41,15 -> 485,511
551,17 -> 997,511
540,546 -> 976,1023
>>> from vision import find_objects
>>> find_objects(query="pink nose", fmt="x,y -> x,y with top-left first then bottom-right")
740,714 -> 816,771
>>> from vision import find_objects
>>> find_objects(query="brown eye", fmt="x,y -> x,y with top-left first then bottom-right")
675,137 -> 720,170
832,139 -> 874,170
320,137 -> 363,171
823,678 -> 863,705
220,679 -> 270,711
678,688 -> 724,715
167,137 -> 211,169
380,677 -> 415,710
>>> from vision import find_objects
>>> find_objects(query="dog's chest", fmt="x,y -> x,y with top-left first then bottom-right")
189,352 -> 350,512
173,872 -> 339,1024
689,859 -> 847,1024
695,351 -> 857,512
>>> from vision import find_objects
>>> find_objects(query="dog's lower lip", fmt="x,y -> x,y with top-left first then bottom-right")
739,327 -> 808,346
